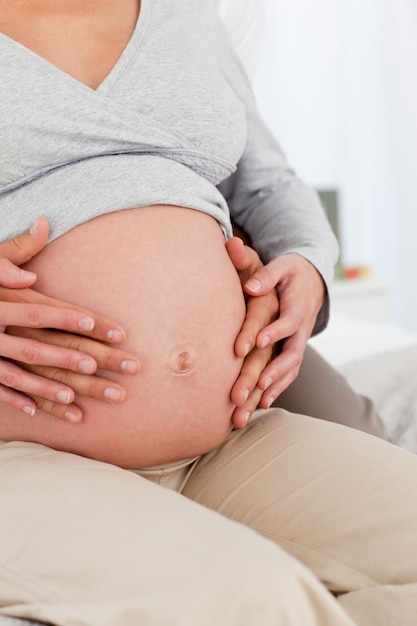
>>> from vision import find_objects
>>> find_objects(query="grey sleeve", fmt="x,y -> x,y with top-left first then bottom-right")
217,43 -> 339,335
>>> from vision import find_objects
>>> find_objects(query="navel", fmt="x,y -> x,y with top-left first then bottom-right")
167,343 -> 196,375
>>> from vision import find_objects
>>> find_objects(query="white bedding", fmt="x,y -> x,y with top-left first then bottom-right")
310,312 -> 417,368
310,313 -> 417,453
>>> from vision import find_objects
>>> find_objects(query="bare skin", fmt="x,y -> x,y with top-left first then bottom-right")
1,207 -> 247,467
0,219 -> 141,421
0,0 -> 140,91
0,220 -> 275,428
0,0 -> 326,460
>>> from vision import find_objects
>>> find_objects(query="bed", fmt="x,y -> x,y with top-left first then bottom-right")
310,312 -> 417,452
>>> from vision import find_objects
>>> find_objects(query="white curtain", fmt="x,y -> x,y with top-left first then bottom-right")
253,0 -> 417,331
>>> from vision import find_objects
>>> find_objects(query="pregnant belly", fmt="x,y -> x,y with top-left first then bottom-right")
5,206 -> 246,467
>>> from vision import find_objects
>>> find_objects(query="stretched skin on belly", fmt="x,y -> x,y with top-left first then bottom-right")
0,206 -> 246,468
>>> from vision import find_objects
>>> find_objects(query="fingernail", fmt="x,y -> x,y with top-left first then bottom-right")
20,269 -> 36,280
263,377 -> 273,390
56,390 -> 72,404
243,343 -> 251,357
22,405 -> 36,416
107,329 -> 124,343
104,387 -> 122,402
245,278 -> 262,292
261,336 -> 271,348
242,388 -> 249,403
120,359 -> 139,374
78,316 -> 95,331
30,217 -> 41,234
242,411 -> 251,426
266,396 -> 275,409
65,410 -> 81,423
78,358 -> 96,374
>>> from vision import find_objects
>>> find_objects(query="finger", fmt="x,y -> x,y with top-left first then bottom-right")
28,394 -> 83,424
1,302 -> 100,334
7,327 -> 140,375
244,257 -> 283,296
226,238 -> 264,285
255,313 -> 300,351
0,358 -> 75,405
2,290 -> 131,346
231,385 -> 263,429
225,236 -> 250,272
22,364 -> 127,404
1,333 -> 98,374
0,384 -> 37,416
255,283 -> 319,352
254,281 -> 308,350
257,336 -> 306,406
231,343 -> 272,408
258,370 -> 300,410
0,258 -> 37,288
235,291 -> 279,358
0,216 -> 49,265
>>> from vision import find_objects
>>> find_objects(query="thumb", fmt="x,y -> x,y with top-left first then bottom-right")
0,216 -> 49,266
225,236 -> 249,272
244,259 -> 282,295
0,258 -> 37,288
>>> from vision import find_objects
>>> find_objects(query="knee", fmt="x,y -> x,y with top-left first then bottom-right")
212,536 -> 351,626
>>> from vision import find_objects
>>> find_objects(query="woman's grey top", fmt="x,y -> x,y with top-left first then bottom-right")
0,0 -> 338,331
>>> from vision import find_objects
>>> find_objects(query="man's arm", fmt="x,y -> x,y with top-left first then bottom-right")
216,21 -> 338,409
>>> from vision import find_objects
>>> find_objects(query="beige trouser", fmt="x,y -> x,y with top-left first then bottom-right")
1,409 -> 416,626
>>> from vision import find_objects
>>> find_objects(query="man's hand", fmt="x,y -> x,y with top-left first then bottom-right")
0,217 -> 140,422
227,237 -> 326,426
242,251 -> 326,409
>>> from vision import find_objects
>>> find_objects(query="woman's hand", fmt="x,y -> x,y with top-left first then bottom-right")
0,217 -> 140,422
226,237 -> 278,428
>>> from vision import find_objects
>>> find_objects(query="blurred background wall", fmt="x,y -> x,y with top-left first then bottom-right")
252,0 -> 417,331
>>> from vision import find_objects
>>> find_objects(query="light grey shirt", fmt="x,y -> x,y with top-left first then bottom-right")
0,0 -> 338,332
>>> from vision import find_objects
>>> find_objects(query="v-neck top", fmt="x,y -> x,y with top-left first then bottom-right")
0,0 -> 338,323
